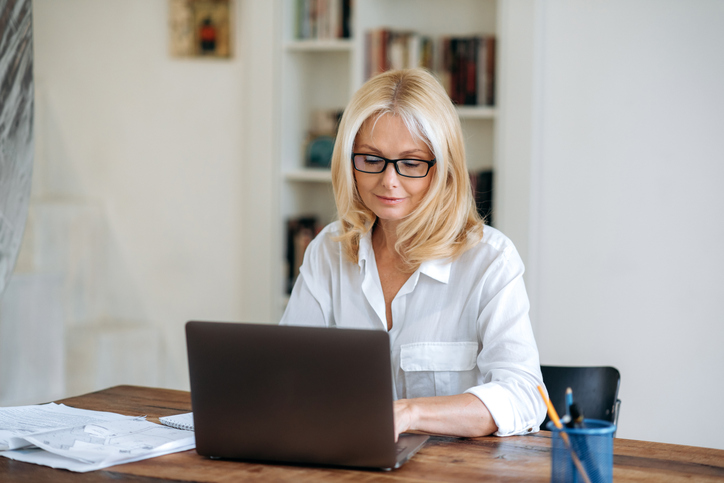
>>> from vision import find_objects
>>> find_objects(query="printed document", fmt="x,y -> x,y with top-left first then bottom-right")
0,403 -> 194,472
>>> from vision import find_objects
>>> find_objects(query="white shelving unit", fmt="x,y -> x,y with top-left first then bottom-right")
284,169 -> 334,183
283,39 -> 353,52
277,0 -> 499,315
457,106 -> 497,120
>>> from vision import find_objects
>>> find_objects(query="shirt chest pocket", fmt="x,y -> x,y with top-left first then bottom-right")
400,342 -> 478,398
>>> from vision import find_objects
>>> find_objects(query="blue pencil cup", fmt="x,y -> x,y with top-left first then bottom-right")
547,419 -> 615,483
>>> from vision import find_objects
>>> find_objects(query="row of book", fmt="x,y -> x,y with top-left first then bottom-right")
286,217 -> 320,294
285,169 -> 494,293
294,0 -> 352,40
365,29 -> 496,106
365,30 -> 435,78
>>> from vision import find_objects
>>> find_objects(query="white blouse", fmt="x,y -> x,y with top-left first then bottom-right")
280,221 -> 546,436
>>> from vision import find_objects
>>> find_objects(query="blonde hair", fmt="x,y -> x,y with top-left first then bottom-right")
331,68 -> 484,270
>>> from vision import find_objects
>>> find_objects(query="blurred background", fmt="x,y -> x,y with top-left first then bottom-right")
0,0 -> 722,451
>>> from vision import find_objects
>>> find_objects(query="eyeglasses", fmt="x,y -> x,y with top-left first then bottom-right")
351,153 -> 436,178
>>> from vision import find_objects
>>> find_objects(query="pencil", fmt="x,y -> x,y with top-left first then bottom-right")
537,386 -> 592,483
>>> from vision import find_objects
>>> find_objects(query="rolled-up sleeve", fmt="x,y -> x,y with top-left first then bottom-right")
463,246 -> 546,436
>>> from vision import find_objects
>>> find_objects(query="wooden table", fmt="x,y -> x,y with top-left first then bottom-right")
1,385 -> 722,482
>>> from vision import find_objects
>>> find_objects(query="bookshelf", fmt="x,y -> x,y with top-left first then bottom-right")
277,0 -> 500,315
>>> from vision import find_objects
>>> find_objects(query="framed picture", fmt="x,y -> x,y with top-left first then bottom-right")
169,0 -> 232,58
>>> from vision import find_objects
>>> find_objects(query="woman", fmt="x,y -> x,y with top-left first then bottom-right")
280,68 -> 545,440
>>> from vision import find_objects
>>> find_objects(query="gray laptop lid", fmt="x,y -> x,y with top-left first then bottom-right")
185,321 -> 427,469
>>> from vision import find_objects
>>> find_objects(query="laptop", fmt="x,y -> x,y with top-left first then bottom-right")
185,321 -> 429,470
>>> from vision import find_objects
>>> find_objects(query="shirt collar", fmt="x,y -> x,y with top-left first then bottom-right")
419,257 -> 452,284
358,230 -> 451,284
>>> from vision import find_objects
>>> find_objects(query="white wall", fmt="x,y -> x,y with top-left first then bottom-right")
30,0 -> 248,391
495,0 -> 535,277
9,0 -> 723,451
238,0 -> 279,324
527,0 -> 724,449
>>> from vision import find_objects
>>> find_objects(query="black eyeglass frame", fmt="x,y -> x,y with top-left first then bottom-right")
351,153 -> 437,178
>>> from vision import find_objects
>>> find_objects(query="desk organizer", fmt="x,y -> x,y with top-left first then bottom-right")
548,419 -> 616,483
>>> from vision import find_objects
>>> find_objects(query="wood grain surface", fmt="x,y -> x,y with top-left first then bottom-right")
0,385 -> 722,482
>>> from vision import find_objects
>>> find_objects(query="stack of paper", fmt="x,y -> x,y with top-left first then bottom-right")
0,403 -> 195,472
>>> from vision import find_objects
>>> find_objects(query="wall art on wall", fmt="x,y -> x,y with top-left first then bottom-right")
169,0 -> 232,58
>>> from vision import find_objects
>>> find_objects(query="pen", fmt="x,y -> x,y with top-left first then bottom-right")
569,403 -> 585,429
567,400 -> 602,482
565,387 -> 573,419
537,386 -> 592,483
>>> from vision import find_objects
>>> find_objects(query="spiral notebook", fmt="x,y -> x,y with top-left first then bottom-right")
159,412 -> 194,431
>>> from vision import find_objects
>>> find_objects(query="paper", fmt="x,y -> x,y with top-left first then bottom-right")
0,403 -> 195,472
0,403 -> 130,450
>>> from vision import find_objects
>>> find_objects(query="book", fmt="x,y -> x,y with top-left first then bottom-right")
473,169 -> 494,226
295,0 -> 352,40
365,28 -> 434,79
477,37 -> 487,106
484,36 -> 496,106
286,216 -> 319,293
159,412 -> 194,431
363,32 -> 497,106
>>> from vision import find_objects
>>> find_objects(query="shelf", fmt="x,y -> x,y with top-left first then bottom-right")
277,0 -> 500,318
456,106 -> 496,119
284,39 -> 354,52
284,169 -> 333,183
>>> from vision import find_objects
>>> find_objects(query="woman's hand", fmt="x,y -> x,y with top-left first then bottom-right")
393,394 -> 498,441
393,399 -> 415,442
